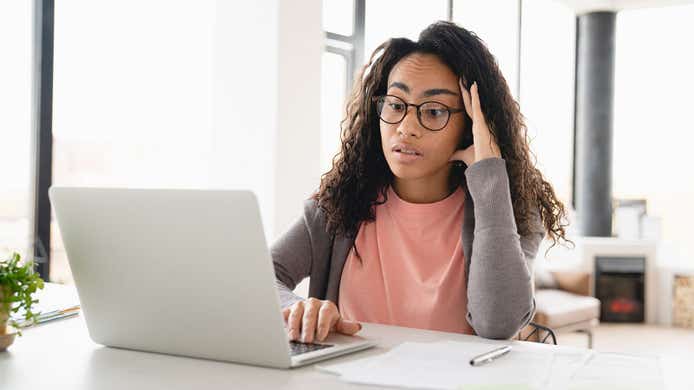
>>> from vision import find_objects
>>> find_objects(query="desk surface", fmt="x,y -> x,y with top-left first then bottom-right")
0,316 -> 689,389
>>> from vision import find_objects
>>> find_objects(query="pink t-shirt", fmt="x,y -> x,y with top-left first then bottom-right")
338,185 -> 474,335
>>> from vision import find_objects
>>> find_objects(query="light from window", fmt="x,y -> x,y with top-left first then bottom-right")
0,1 -> 33,261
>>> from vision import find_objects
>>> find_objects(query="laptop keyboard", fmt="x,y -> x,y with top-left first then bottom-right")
289,340 -> 334,356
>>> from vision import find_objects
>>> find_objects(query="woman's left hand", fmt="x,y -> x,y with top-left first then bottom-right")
448,79 -> 502,166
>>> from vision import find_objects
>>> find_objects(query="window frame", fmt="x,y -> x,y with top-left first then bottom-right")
32,0 -> 55,280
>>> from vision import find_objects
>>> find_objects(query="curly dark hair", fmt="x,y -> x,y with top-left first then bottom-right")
312,21 -> 571,257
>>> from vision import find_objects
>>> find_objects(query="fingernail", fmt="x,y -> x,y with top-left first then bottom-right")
358,323 -> 363,331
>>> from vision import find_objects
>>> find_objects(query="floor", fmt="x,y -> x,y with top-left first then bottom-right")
557,323 -> 694,359
556,323 -> 694,388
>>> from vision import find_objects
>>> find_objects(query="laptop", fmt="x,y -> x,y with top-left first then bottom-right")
49,187 -> 375,368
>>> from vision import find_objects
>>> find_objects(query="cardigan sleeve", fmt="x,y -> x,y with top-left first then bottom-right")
270,203 -> 314,309
464,157 -> 545,339
271,198 -> 333,309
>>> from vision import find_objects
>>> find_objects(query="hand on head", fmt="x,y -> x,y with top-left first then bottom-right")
448,79 -> 502,167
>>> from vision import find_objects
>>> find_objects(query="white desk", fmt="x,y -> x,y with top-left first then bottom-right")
0,316 -> 689,389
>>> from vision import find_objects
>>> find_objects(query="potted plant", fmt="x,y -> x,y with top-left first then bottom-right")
0,252 -> 45,351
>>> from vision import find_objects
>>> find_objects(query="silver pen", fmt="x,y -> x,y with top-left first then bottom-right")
469,345 -> 512,366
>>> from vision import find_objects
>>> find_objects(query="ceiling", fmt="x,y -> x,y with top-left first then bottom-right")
556,0 -> 694,14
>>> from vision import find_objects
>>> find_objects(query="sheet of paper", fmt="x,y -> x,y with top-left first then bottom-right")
542,349 -> 595,389
10,282 -> 80,320
319,340 -> 664,390
318,340 -> 557,390
568,352 -> 664,389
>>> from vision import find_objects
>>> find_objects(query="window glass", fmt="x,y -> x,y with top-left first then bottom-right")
0,1 -> 33,261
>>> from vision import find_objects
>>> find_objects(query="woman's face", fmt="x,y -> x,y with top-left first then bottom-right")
379,53 -> 466,183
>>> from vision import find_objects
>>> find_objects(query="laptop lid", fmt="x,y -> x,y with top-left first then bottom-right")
49,187 -> 293,368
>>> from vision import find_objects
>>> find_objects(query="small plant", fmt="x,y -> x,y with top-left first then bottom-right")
0,252 -> 45,336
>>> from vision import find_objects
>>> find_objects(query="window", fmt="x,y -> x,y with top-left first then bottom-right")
452,1 -> 575,208
453,0 -> 521,99
0,1 -> 33,260
323,0 -> 354,36
50,0 -> 280,283
321,0 -> 361,172
613,5 -> 694,264
320,52 -> 348,172
519,0 -> 576,206
320,0 -> 453,173
365,0 -> 448,59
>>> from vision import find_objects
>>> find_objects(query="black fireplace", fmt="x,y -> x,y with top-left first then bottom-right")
594,256 -> 645,322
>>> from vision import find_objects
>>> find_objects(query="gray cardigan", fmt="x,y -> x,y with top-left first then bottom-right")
271,157 -> 545,339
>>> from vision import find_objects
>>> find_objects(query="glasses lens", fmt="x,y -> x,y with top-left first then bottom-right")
378,96 -> 407,124
419,102 -> 450,130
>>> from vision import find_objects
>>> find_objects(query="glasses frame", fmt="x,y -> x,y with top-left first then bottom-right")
372,94 -> 465,131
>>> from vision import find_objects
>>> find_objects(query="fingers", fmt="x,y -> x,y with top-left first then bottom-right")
470,82 -> 484,122
459,78 -> 473,119
457,78 -> 500,162
286,301 -> 304,341
301,298 -> 321,343
285,299 -> 358,343
459,78 -> 485,123
316,301 -> 339,342
282,307 -> 290,324
335,318 -> 362,336
448,144 -> 475,167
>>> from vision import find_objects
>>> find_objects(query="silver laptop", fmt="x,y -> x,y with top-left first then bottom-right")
49,187 -> 374,368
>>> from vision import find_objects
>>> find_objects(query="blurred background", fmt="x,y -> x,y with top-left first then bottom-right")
1,0 -> 693,354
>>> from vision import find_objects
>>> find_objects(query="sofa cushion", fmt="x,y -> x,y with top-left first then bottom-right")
534,289 -> 601,328
534,266 -> 558,289
552,271 -> 591,296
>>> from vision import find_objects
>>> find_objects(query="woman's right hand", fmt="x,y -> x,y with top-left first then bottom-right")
448,79 -> 501,167
282,298 -> 362,343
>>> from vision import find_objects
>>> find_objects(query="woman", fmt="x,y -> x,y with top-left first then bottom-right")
272,21 -> 569,343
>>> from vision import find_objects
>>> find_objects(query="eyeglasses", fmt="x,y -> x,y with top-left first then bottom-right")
373,95 -> 465,131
